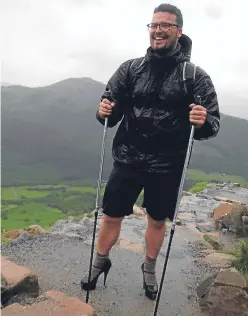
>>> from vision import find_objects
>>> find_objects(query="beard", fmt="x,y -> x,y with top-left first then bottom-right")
151,36 -> 178,56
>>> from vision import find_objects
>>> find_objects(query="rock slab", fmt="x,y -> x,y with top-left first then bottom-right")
1,256 -> 39,305
197,271 -> 248,316
1,290 -> 95,316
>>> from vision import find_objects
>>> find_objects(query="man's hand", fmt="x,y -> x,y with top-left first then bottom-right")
99,98 -> 115,118
189,104 -> 207,127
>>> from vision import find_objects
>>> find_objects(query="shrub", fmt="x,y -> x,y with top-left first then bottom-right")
233,238 -> 248,279
189,182 -> 208,193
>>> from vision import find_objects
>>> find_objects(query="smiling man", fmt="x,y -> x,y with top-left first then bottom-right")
81,4 -> 220,300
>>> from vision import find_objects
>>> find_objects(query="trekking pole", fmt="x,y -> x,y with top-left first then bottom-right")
86,115 -> 108,303
153,96 -> 201,316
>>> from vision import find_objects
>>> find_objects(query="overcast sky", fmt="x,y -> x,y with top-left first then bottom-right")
1,0 -> 248,118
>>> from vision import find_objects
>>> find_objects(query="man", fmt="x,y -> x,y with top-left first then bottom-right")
81,3 -> 220,300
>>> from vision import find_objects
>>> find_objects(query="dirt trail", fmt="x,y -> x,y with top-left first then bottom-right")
2,216 -> 209,316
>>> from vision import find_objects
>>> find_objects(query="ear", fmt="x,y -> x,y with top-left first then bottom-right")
177,28 -> 182,39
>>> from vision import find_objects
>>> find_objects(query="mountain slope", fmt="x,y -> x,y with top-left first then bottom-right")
1,78 -> 248,186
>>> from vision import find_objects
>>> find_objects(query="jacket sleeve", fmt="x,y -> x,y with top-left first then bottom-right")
192,66 -> 220,140
96,60 -> 132,128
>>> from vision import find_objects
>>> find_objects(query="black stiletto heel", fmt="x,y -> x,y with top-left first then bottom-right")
103,264 -> 111,286
141,263 -> 158,300
81,259 -> 112,291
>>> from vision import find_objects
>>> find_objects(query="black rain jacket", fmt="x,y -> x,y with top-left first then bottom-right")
96,34 -> 220,174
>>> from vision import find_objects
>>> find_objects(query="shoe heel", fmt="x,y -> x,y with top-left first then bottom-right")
103,260 -> 112,286
141,262 -> 158,301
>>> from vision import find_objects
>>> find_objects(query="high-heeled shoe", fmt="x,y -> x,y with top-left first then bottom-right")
81,258 -> 112,291
141,263 -> 158,300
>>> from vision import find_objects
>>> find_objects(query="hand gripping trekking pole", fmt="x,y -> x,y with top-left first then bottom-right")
153,96 -> 201,316
86,116 -> 108,303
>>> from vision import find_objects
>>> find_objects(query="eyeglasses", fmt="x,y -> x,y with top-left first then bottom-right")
147,23 -> 179,32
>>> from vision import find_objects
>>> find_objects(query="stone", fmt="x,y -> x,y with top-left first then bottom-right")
214,196 -> 229,202
1,290 -> 95,316
233,183 -> 241,187
213,271 -> 247,289
182,191 -> 192,196
119,238 -> 144,253
205,286 -> 248,315
50,222 -> 89,239
196,273 -> 217,299
203,253 -> 237,268
1,274 -> 8,291
197,271 -> 248,315
213,203 -> 233,220
191,239 -> 213,250
242,215 -> 248,225
196,224 -> 216,233
13,231 -> 32,243
1,257 -> 39,305
222,204 -> 247,234
133,205 -> 146,217
26,225 -> 46,236
5,230 -> 24,240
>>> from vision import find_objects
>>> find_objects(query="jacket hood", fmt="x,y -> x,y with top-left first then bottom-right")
146,33 -> 192,66
178,34 -> 192,60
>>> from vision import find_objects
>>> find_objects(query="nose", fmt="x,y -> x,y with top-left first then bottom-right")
155,24 -> 162,32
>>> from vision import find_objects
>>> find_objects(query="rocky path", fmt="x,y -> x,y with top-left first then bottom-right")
1,215 -> 210,316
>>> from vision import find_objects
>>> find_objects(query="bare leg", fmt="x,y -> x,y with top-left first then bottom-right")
143,215 -> 166,288
81,215 -> 124,286
97,215 -> 124,255
145,215 -> 166,259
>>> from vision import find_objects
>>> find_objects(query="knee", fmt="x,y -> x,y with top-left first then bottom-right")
102,215 -> 124,226
147,215 -> 166,230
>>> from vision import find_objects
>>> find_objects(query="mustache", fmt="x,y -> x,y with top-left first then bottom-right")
152,33 -> 169,39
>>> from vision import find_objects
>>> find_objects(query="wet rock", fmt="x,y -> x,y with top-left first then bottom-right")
26,225 -> 46,236
222,204 -> 248,234
5,230 -> 24,240
13,231 -> 32,244
196,224 -> 216,233
49,222 -> 90,239
242,216 -> 248,225
213,203 -> 233,220
204,285 -> 248,315
233,183 -> 241,187
182,191 -> 192,196
214,271 -> 247,289
196,273 -> 217,298
118,238 -> 144,253
203,234 -> 221,250
197,271 -> 248,315
49,220 -> 67,232
1,274 -> 8,296
203,252 -> 236,268
133,205 -> 146,217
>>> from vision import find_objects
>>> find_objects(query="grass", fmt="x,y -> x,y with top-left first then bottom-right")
213,237 -> 248,280
233,238 -> 248,279
203,234 -> 221,250
189,181 -> 208,193
1,184 -> 100,231
1,202 -> 65,231
187,169 -> 248,187
1,187 -> 19,200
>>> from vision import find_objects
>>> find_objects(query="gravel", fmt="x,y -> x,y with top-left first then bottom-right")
1,220 -> 216,316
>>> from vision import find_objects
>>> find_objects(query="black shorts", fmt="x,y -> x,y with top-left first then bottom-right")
102,162 -> 182,221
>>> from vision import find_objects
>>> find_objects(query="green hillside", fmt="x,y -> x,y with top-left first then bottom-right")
1,78 -> 248,186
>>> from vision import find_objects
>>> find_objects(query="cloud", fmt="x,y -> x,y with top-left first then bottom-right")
204,3 -> 222,20
1,0 -> 248,118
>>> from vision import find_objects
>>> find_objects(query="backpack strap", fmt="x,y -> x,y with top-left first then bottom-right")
129,58 -> 197,100
182,61 -> 197,98
130,57 -> 146,70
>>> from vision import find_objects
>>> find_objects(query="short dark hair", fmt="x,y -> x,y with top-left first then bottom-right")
154,3 -> 183,28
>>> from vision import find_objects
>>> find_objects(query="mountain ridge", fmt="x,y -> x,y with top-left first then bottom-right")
2,77 -> 248,186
